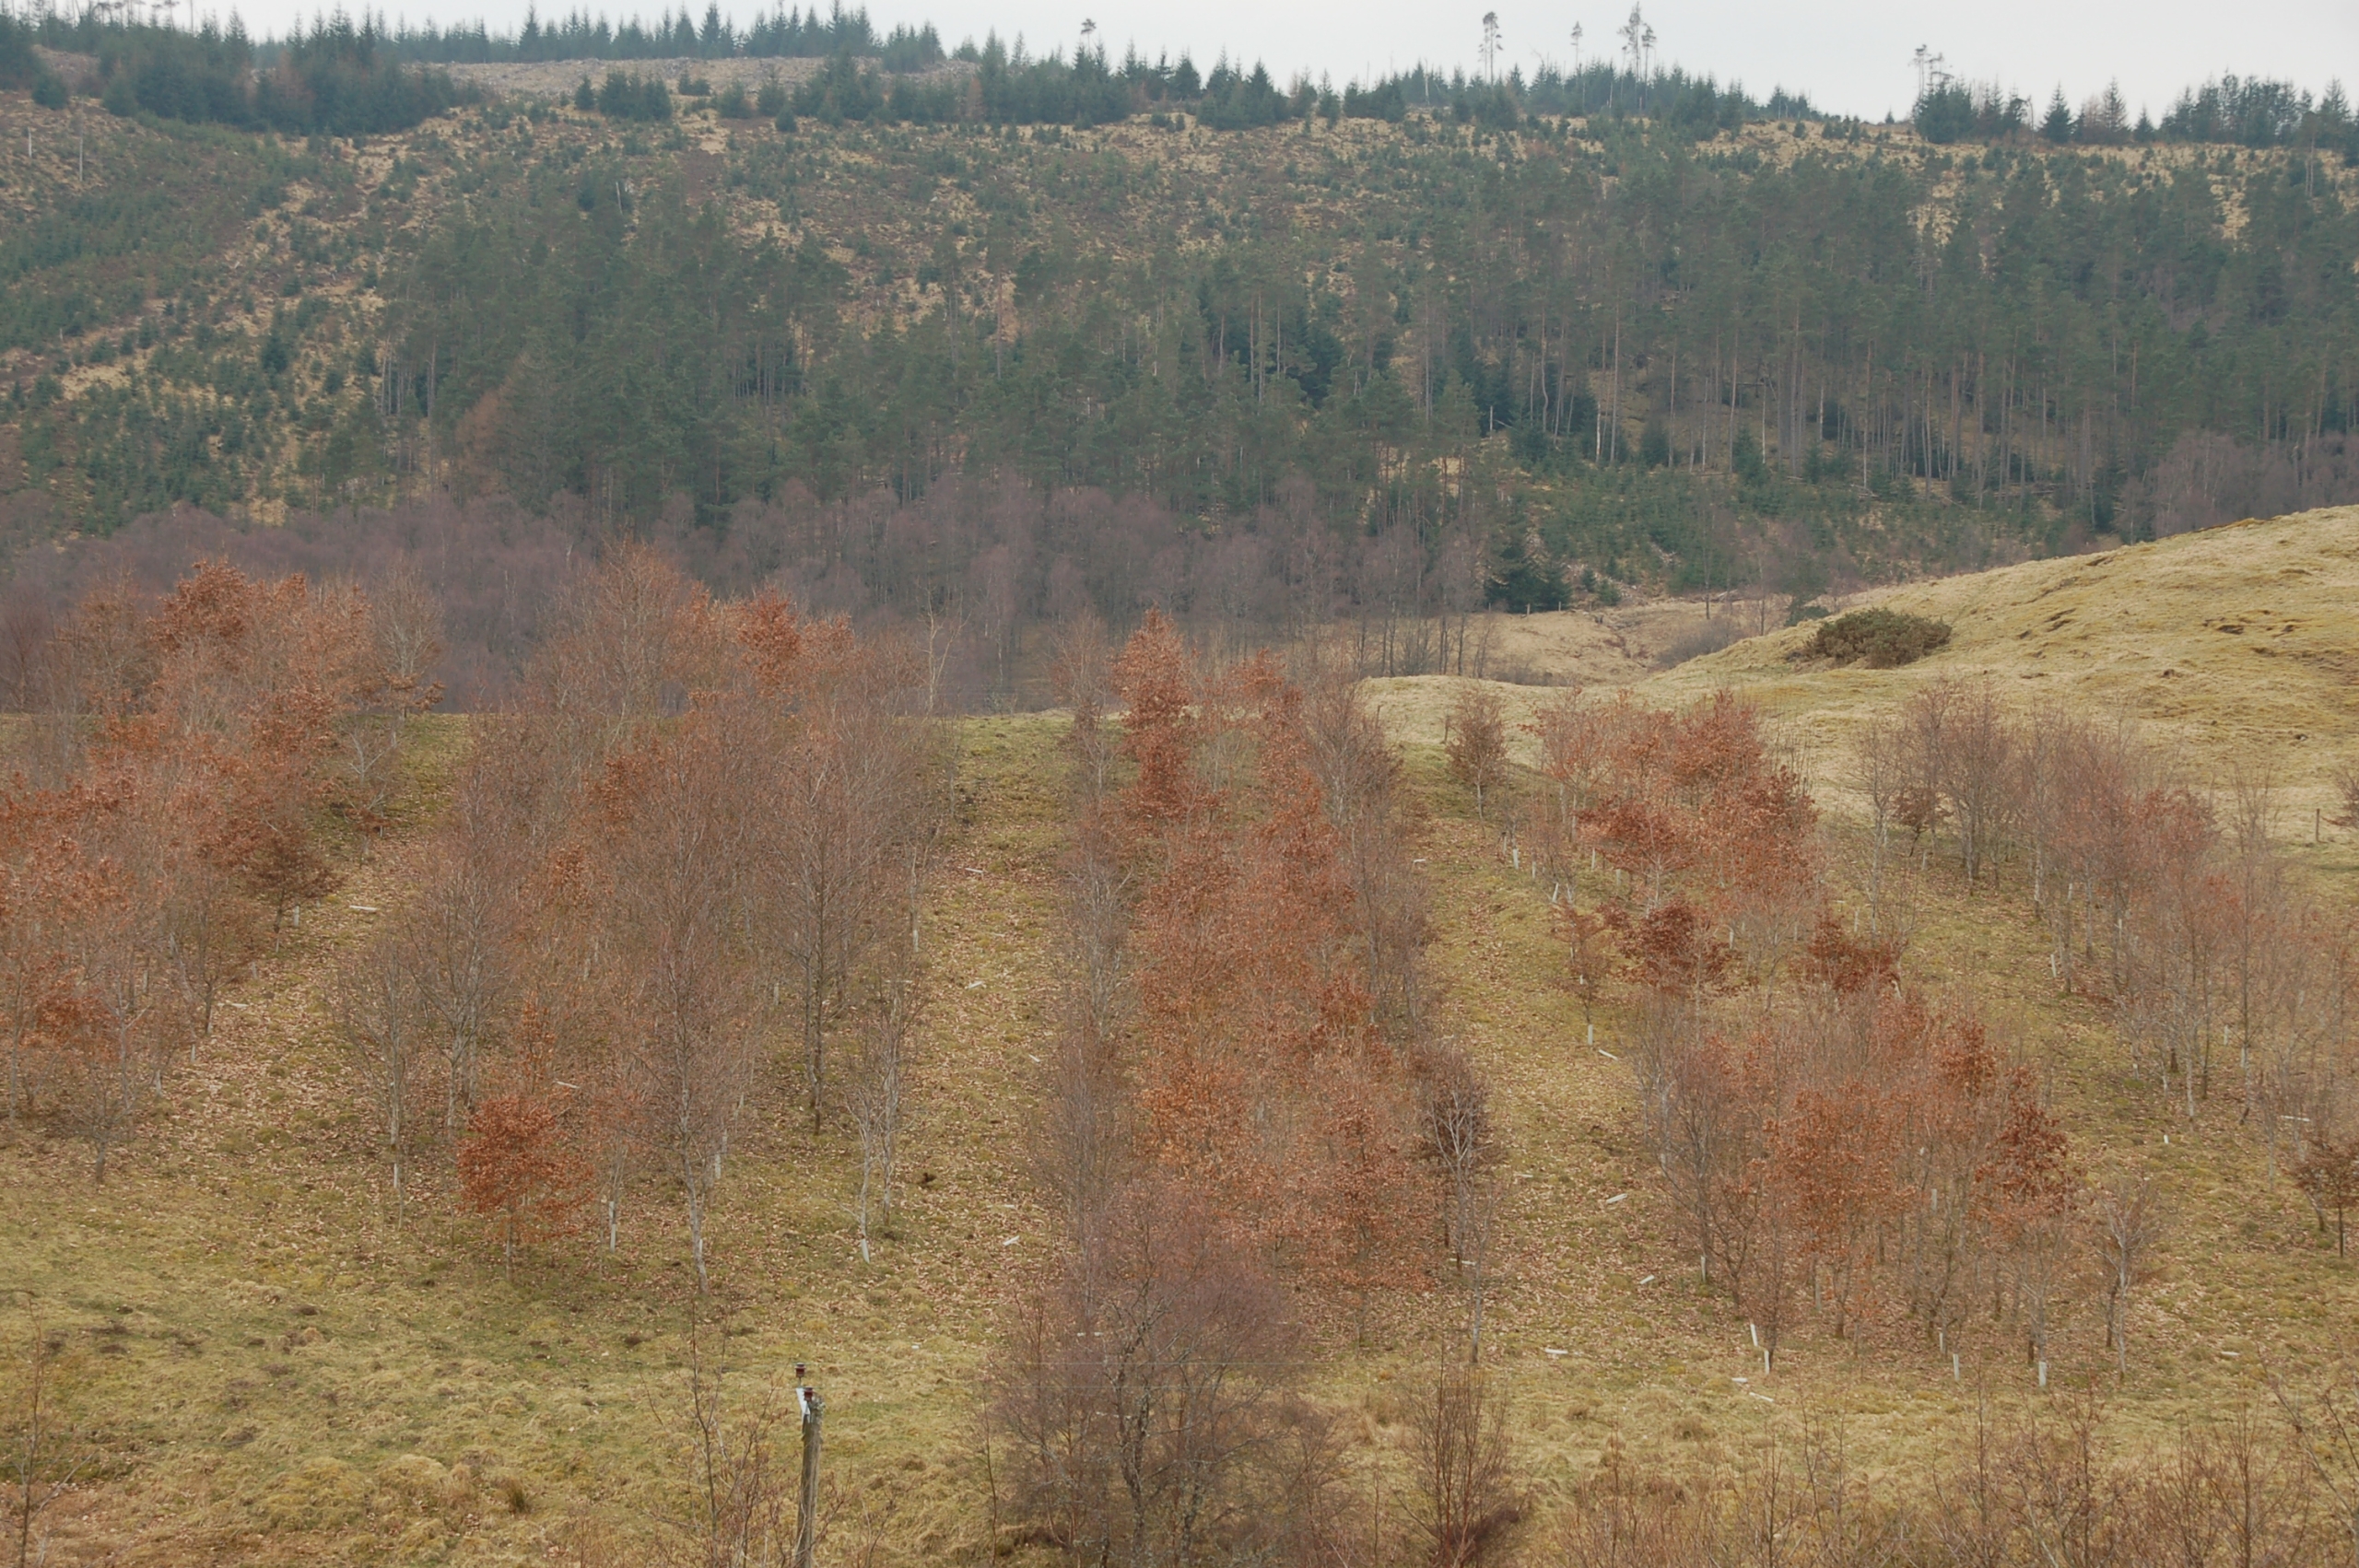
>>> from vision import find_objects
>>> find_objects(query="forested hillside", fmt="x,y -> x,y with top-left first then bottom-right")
4,25 -> 2356,704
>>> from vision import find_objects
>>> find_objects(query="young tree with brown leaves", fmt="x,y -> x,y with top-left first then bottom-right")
25,576 -> 150,781
1557,904 -> 1611,1042
457,1080 -> 591,1272
458,552 -> 726,1258
3,559 -> 465,1195
0,785 -> 112,1129
55,781 -> 174,1183
138,564 -> 378,927
1444,682 -> 1509,824
1544,689 -> 1817,935
523,902 -> 643,1258
1768,1082 -> 1908,1340
221,691 -> 349,931
1110,609 -> 1203,848
1126,650 -> 1417,1281
2294,1129 -> 2359,1256
1553,685 -> 2093,1368
386,554 -> 948,1288
1008,618 -> 1465,1564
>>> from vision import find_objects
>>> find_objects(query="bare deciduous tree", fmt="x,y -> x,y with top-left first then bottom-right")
2093,1172 -> 2164,1375
1050,609 -> 1119,806
1300,657 -> 1428,1039
1849,714 -> 1905,935
673,1327 -> 793,1568
762,644 -> 929,1134
57,809 -> 172,1182
1907,676 -> 2013,887
1408,1365 -> 1519,1567
2274,1373 -> 2359,1565
324,568 -> 446,843
992,1191 -> 1334,1568
403,748 -> 528,1141
334,934 -> 425,1223
1417,1045 -> 1496,1272
6,1328 -> 87,1568
596,713 -> 763,1294
2330,758 -> 2359,833
847,968 -> 916,1263
1416,1044 -> 1507,1362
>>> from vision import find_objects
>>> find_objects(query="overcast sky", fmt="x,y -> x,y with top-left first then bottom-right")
233,0 -> 2356,122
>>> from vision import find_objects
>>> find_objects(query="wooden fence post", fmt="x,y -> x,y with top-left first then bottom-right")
795,1379 -> 824,1568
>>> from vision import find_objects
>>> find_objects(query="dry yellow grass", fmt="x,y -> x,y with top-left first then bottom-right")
1378,504 -> 2359,825
11,511 -> 2359,1562
1473,600 -> 1748,685
1655,503 -> 2359,807
1360,600 -> 1741,763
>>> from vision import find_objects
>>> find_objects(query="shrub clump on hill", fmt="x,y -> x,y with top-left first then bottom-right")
1796,607 -> 1953,668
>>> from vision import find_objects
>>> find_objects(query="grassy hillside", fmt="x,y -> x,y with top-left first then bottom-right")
1657,503 -> 2359,801
1377,502 -> 2359,810
9,513 -> 2359,1563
